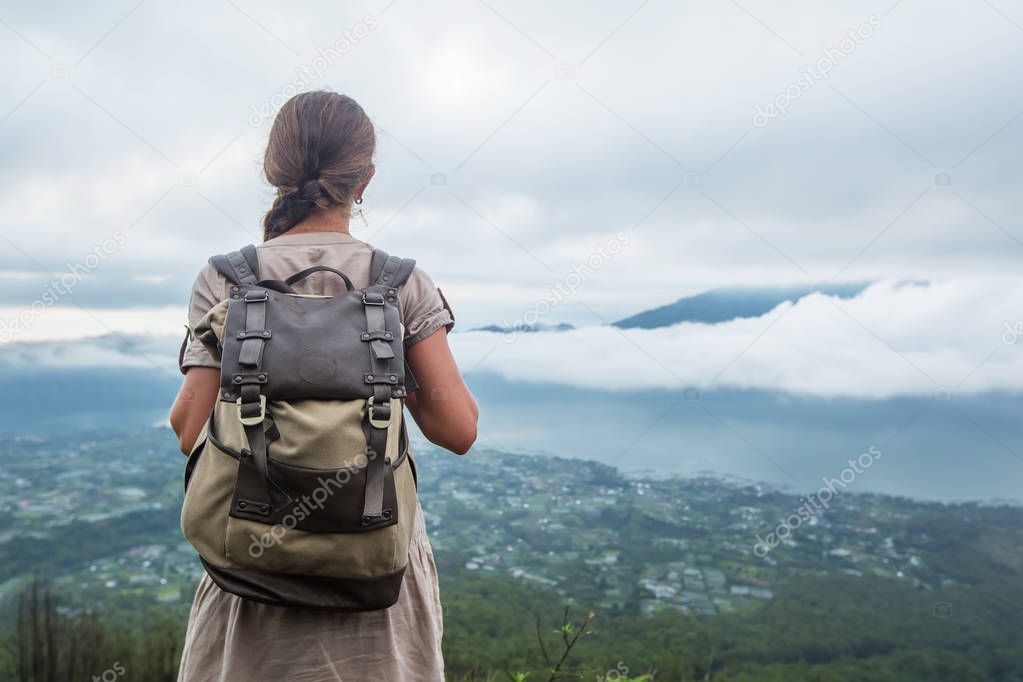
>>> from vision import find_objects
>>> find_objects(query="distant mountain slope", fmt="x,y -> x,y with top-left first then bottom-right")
468,322 -> 575,334
613,282 -> 870,329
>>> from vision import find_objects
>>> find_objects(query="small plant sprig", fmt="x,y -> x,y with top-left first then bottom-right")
537,606 -> 596,681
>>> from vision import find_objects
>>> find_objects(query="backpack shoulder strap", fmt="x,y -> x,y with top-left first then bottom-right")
209,244 -> 260,285
369,249 -> 420,395
369,248 -> 416,289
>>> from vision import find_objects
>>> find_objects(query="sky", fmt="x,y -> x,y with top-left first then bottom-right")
1,0 -> 1022,398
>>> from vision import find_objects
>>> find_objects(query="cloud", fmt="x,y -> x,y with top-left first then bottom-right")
1,278 -> 1020,400
0,0 -> 1021,330
0,304 -> 183,346
449,280 -> 1023,398
0,332 -> 180,373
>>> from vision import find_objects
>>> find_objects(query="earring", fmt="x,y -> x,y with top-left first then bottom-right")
355,196 -> 363,205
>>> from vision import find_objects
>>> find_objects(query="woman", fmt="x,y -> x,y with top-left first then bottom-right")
169,91 -> 478,682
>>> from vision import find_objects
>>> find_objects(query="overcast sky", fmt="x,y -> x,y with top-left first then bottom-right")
2,0 -> 1022,372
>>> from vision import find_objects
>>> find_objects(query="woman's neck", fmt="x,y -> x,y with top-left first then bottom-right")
288,206 -> 352,235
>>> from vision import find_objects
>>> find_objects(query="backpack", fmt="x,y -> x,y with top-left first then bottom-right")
181,244 -> 420,611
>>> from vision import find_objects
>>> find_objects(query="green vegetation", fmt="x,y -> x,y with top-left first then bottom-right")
438,570 -> 1022,680
0,429 -> 1020,680
3,579 -> 180,682
4,567 -> 1019,681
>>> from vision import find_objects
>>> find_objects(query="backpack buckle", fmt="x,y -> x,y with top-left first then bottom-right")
367,397 -> 391,429
362,292 -> 385,306
236,395 -> 266,425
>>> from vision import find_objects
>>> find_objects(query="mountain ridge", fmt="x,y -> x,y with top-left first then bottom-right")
612,282 -> 871,329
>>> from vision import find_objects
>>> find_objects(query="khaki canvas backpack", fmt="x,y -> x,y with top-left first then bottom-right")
181,244 -> 419,611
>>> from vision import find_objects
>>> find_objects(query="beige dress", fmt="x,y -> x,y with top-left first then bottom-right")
177,231 -> 453,682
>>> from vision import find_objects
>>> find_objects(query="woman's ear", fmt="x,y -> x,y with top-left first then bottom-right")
357,164 -> 376,200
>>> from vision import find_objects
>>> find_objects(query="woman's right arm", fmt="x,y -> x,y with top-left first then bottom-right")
404,328 -> 478,455
169,367 -> 220,454
172,265 -> 222,454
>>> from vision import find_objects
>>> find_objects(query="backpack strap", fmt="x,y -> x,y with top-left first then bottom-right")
234,284 -> 278,510
369,249 -> 416,289
207,246 -> 271,505
368,247 -> 420,389
360,249 -> 417,523
209,244 -> 260,286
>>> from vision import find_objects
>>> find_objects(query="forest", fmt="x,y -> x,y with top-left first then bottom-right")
2,562 -> 1020,681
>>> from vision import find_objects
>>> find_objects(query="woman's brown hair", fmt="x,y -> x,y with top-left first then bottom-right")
262,91 -> 375,240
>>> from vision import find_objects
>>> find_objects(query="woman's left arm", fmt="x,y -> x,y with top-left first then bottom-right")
169,367 -> 220,454
404,328 -> 479,454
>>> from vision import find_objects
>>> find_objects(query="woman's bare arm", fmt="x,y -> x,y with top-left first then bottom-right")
405,329 -> 478,454
169,367 -> 219,454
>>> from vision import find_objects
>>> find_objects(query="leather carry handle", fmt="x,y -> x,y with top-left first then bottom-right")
255,279 -> 296,294
284,266 -> 355,292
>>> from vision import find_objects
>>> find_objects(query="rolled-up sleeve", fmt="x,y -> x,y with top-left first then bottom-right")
401,266 -> 454,347
179,264 -> 223,373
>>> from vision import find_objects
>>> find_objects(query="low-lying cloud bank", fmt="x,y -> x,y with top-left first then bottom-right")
1,279 -> 1020,400
0,333 -> 182,374
449,280 -> 1023,399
